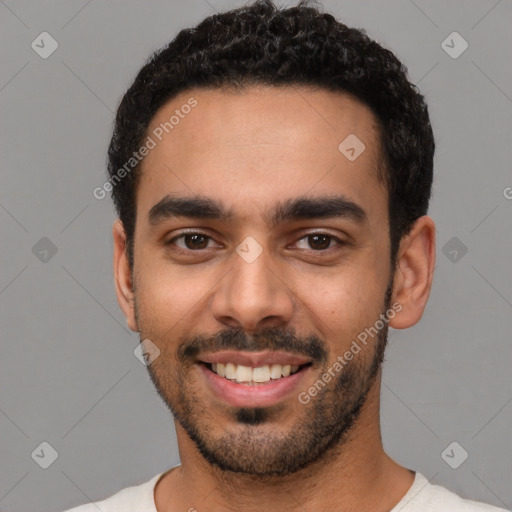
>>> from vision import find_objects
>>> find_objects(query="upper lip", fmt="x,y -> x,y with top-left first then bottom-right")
198,350 -> 312,367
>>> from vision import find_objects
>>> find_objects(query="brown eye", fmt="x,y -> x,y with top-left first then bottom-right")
184,234 -> 209,249
307,234 -> 331,250
295,233 -> 341,251
169,232 -> 213,251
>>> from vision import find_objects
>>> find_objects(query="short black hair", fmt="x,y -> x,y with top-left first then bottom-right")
107,0 -> 434,268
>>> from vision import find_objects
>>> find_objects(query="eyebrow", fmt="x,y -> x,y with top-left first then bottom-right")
267,195 -> 367,227
148,195 -> 234,225
148,194 -> 368,227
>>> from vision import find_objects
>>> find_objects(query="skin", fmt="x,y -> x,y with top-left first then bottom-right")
113,85 -> 436,512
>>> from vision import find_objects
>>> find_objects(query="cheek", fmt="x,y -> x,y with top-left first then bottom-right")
136,273 -> 195,324
293,257 -> 389,346
134,250 -> 222,331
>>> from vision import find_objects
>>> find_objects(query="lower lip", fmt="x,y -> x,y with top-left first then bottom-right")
198,363 -> 310,408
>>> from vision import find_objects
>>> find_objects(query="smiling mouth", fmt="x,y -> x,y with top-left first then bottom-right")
202,361 -> 312,386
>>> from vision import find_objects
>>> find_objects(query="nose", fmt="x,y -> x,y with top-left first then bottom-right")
210,245 -> 295,332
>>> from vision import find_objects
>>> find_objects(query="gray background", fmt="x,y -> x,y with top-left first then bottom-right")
1,0 -> 511,511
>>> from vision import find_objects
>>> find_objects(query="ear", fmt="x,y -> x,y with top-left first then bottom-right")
389,215 -> 436,329
113,220 -> 138,332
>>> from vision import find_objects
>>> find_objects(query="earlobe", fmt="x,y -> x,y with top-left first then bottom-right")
389,216 -> 436,330
112,220 -> 138,332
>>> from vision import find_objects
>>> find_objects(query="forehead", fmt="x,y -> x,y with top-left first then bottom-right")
137,85 -> 386,225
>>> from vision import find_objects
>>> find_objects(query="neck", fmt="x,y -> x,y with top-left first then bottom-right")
155,378 -> 414,512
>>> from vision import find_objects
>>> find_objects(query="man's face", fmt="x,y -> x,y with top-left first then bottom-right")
130,86 -> 393,475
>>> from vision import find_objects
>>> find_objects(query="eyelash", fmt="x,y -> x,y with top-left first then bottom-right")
166,230 -> 345,254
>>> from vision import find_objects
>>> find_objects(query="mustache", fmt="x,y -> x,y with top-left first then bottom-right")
177,326 -> 328,364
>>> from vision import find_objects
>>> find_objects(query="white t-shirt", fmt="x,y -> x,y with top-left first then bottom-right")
61,468 -> 508,512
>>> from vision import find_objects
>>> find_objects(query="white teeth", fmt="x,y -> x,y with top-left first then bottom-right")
270,364 -> 282,379
252,365 -> 270,382
235,365 -> 253,383
225,362 -> 236,379
210,362 -> 303,383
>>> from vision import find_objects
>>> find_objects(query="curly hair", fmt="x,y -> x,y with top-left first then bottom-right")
107,0 -> 435,267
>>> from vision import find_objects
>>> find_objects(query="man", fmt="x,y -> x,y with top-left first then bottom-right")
63,1 -> 507,511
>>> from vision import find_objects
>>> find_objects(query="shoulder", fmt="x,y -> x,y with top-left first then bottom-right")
58,472 -> 165,512
397,472 -> 508,512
